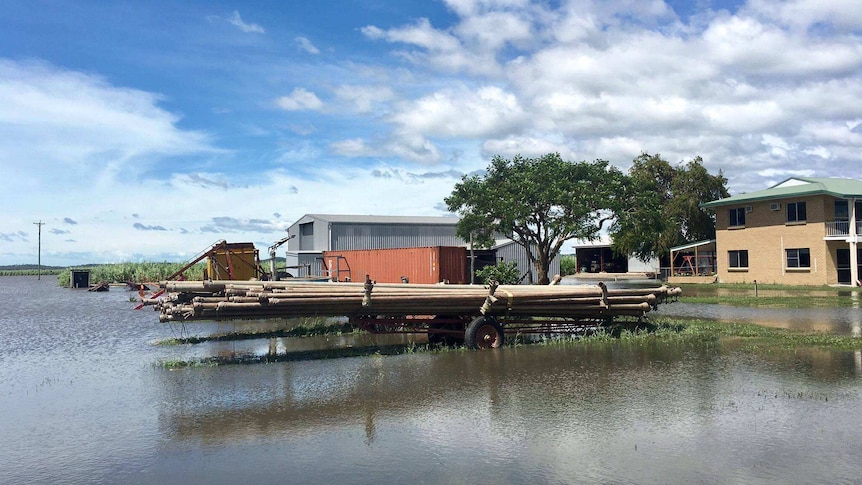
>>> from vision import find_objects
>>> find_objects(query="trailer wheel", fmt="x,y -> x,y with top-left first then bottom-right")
465,316 -> 504,350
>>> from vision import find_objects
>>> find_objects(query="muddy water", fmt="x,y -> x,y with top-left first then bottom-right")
1,276 -> 862,484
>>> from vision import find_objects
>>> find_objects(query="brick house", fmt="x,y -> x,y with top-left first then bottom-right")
701,177 -> 862,286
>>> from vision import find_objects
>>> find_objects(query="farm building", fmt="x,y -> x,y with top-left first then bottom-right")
282,214 -> 559,284
569,235 -> 660,277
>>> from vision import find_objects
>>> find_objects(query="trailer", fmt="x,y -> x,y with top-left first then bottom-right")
146,276 -> 681,349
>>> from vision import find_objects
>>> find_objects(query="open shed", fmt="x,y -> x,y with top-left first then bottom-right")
668,239 -> 716,283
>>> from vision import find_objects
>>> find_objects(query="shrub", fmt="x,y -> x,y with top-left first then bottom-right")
475,260 -> 520,285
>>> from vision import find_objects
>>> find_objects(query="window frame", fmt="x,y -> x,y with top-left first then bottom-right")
786,201 -> 807,223
835,200 -> 849,221
785,248 -> 811,269
729,207 -> 746,227
728,250 -> 749,269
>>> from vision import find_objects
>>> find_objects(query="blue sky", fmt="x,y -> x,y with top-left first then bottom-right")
2,0 -> 861,266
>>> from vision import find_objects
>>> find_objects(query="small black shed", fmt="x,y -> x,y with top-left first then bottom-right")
71,269 -> 91,289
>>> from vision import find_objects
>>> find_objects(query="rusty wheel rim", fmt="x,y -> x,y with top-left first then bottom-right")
476,324 -> 501,349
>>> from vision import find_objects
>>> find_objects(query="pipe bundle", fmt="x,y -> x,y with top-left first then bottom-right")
147,278 -> 681,323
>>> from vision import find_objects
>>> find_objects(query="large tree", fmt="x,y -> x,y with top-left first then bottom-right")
609,153 -> 729,261
445,153 -> 624,284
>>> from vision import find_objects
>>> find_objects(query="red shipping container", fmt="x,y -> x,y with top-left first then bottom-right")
322,246 -> 467,284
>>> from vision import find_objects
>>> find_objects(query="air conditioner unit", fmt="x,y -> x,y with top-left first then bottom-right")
770,202 -> 782,211
745,205 -> 753,213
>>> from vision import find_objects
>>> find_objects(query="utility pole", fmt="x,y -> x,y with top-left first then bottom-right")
34,221 -> 44,280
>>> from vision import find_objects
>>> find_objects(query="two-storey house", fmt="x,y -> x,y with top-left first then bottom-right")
702,177 -> 862,286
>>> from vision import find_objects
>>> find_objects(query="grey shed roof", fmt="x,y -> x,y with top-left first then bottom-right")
701,177 -> 862,208
304,214 -> 460,225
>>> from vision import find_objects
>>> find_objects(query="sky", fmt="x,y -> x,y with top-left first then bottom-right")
2,0 -> 861,266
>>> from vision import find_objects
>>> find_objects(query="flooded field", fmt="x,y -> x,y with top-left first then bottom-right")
1,276 -> 861,484
566,276 -> 862,336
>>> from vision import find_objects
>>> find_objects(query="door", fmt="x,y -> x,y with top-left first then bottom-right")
837,248 -> 862,285
837,249 -> 851,284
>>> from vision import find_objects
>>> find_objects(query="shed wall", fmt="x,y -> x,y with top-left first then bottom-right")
330,223 -> 463,251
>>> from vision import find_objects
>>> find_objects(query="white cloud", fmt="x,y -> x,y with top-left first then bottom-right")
756,168 -> 816,178
745,0 -> 862,30
481,135 -> 576,159
333,84 -> 395,113
227,10 -> 265,34
443,0 -> 531,17
330,131 -> 442,165
390,85 -> 527,138
0,59 -> 215,184
362,18 -> 499,75
295,36 -> 320,54
275,88 -> 324,111
454,10 -> 534,51
352,0 -> 862,196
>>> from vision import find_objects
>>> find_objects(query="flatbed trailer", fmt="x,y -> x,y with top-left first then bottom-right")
147,278 -> 681,349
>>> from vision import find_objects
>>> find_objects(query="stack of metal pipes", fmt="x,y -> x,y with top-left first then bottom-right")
149,278 -> 682,323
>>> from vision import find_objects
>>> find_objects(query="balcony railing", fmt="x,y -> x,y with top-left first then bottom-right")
825,220 -> 862,237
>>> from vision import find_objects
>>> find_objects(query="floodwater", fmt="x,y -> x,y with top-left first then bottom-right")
2,276 -> 862,484
566,276 -> 862,336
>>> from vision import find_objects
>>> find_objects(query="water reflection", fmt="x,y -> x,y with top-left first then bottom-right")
151,339 -> 862,483
155,337 -> 862,444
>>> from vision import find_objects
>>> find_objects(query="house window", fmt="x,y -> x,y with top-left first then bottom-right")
835,200 -> 849,220
786,248 -> 810,268
729,207 -> 746,227
786,201 -> 807,223
728,250 -> 748,269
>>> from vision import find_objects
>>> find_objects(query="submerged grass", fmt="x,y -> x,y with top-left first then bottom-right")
156,315 -> 862,368
154,317 -> 355,346
677,282 -> 862,308
679,282 -> 862,292
651,317 -> 862,351
681,295 -> 858,308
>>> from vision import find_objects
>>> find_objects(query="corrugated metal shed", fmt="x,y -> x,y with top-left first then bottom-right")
323,246 -> 467,284
286,214 -> 463,253
283,214 -> 560,284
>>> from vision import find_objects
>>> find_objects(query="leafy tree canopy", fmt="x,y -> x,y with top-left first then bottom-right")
609,153 -> 729,261
445,153 -> 624,284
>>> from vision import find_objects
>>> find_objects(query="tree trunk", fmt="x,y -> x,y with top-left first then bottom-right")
535,252 -> 550,285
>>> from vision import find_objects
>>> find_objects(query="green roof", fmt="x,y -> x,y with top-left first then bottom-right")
701,177 -> 862,208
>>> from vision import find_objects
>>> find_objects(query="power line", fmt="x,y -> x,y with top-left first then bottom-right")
34,221 -> 45,280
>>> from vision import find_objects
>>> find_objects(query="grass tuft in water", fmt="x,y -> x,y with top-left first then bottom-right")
153,317 -> 355,346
